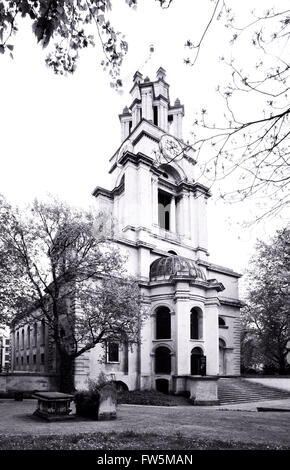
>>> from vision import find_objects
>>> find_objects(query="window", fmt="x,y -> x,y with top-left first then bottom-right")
5,355 -> 9,361
16,331 -> 19,350
33,354 -> 36,365
190,308 -> 203,340
21,329 -> 24,349
27,326 -> 30,348
155,346 -> 171,374
16,357 -> 18,366
41,319 -> 45,344
168,114 -> 173,127
5,339 -> 10,345
40,353 -> 45,365
21,356 -> 23,366
153,106 -> 158,126
27,356 -> 29,365
33,323 -> 37,346
156,307 -> 171,339
158,191 -> 171,230
219,317 -> 226,327
168,250 -> 177,255
107,342 -> 119,363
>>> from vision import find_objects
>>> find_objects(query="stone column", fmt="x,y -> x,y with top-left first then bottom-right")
204,300 -> 219,376
183,193 -> 191,238
137,164 -> 152,229
122,164 -> 138,227
170,196 -> 176,232
174,282 -> 190,376
152,176 -> 159,226
140,312 -> 152,390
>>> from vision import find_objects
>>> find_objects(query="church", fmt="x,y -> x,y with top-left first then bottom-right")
87,67 -> 242,401
10,68 -> 242,404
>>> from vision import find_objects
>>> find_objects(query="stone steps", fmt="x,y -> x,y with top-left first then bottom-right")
218,378 -> 290,404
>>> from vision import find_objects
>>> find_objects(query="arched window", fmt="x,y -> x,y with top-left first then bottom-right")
219,338 -> 226,349
191,347 -> 206,376
219,339 -> 226,375
155,346 -> 171,374
190,308 -> 203,339
156,307 -> 171,339
219,317 -> 226,327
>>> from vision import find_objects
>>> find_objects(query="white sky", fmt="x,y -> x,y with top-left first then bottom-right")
0,0 -> 288,288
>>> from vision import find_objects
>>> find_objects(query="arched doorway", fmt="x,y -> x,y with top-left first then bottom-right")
114,381 -> 129,392
191,347 -> 206,376
219,339 -> 226,375
156,378 -> 169,394
155,346 -> 171,374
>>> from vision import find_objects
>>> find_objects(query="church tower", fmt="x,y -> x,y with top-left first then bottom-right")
91,68 -> 242,403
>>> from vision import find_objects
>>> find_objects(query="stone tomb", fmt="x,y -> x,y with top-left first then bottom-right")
33,391 -> 75,421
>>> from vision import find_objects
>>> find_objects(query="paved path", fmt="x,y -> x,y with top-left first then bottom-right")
0,399 -> 290,447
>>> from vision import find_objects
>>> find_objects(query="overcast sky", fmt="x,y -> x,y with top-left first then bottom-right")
0,0 -> 288,284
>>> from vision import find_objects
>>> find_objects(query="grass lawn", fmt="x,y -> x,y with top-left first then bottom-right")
0,431 -> 287,450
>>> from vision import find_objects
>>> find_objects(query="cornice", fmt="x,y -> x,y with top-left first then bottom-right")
92,176 -> 125,199
198,260 -> 242,278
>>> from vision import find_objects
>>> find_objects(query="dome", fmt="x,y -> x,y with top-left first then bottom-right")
150,255 -> 207,281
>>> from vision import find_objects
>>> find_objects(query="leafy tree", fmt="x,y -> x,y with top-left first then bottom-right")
242,227 -> 290,374
0,0 -> 166,87
0,195 -> 144,391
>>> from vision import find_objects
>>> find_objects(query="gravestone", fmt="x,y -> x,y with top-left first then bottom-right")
98,384 -> 117,420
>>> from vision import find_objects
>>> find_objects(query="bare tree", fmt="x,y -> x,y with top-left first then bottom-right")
184,2 -> 290,221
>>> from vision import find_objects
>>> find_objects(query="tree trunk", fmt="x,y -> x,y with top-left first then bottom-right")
278,358 -> 287,375
58,352 -> 75,393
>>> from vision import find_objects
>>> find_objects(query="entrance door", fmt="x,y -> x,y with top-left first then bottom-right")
191,347 -> 206,375
156,378 -> 169,394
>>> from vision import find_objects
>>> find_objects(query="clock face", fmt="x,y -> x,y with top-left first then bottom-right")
159,134 -> 183,162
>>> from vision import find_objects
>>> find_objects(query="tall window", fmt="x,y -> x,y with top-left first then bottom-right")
41,319 -> 45,344
153,106 -> 158,126
16,331 -> 19,350
190,308 -> 203,340
21,329 -> 24,349
27,326 -> 30,348
156,307 -> 171,339
219,317 -> 226,327
155,346 -> 171,374
158,191 -> 171,230
33,323 -> 37,346
107,342 -> 119,363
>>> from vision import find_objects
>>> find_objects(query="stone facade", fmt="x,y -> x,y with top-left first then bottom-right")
83,68 -> 242,394
9,68 -> 242,399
